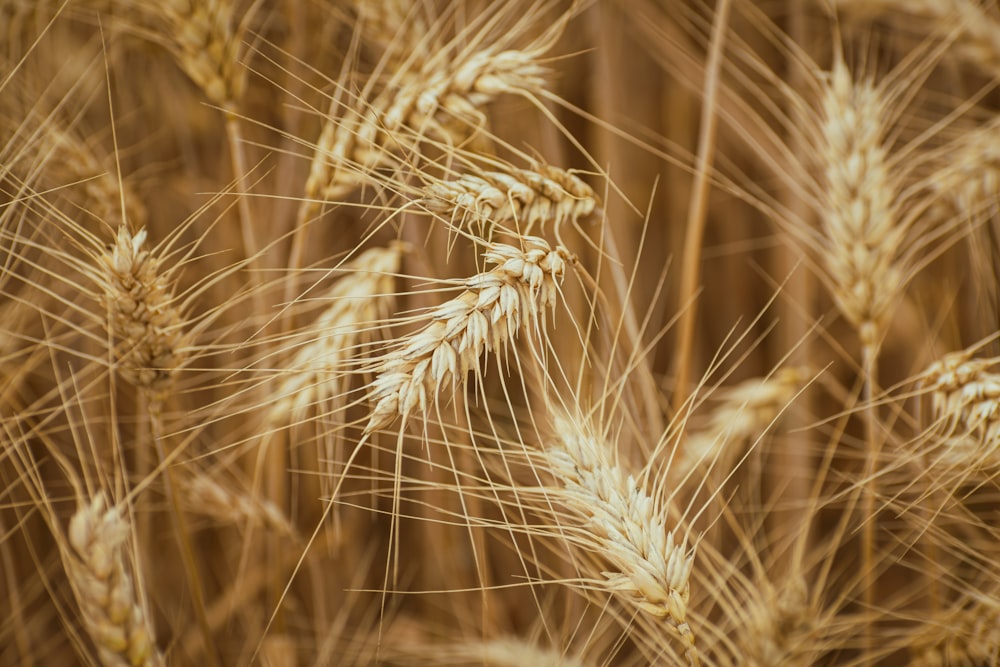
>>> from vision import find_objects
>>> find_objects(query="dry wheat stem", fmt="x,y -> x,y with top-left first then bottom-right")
419,163 -> 599,239
364,236 -> 573,434
546,413 -> 699,666
65,494 -> 163,667
268,243 -> 405,426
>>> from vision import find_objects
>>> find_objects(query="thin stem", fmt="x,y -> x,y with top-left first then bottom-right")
672,0 -> 731,415
860,341 -> 880,666
149,401 -> 221,667
224,109 -> 260,276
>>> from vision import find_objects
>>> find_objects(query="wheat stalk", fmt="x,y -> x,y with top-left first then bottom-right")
65,494 -> 163,667
545,412 -> 698,666
365,237 -> 573,434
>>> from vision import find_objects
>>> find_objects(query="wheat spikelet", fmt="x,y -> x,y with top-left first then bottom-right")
100,225 -> 189,398
917,350 -> 1000,469
365,237 -> 572,434
65,494 -> 163,667
143,0 -> 245,107
546,413 -> 698,666
675,367 -> 807,482
181,473 -> 295,536
268,243 -> 405,426
819,59 -> 906,350
420,163 -> 599,238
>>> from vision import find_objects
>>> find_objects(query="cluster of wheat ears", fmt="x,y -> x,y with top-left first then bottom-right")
5,0 -> 1000,665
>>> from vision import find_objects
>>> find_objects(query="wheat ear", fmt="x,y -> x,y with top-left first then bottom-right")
269,243 -> 405,426
101,225 -> 189,400
151,0 -> 245,108
365,237 -> 572,434
181,473 -> 295,536
832,0 -> 1000,76
420,163 -> 599,239
917,350 -> 1000,470
819,59 -> 906,351
65,494 -> 163,667
909,588 -> 1000,666
546,413 -> 698,666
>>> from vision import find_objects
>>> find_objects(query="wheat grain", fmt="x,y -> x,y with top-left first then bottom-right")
365,237 -> 572,433
65,494 -> 163,667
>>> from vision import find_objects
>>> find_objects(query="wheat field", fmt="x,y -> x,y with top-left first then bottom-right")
3,1 -> 1000,665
